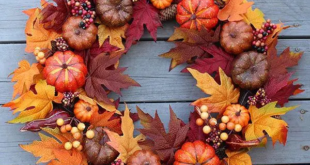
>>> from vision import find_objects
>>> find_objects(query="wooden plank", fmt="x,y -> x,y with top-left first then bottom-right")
0,0 -> 310,42
0,101 -> 309,164
0,39 -> 309,104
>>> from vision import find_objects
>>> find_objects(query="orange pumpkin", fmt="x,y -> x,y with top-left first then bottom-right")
174,140 -> 220,165
176,0 -> 219,30
151,0 -> 173,9
43,51 -> 88,93
74,100 -> 98,122
223,104 -> 250,127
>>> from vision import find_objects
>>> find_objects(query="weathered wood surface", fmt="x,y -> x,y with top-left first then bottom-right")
1,0 -> 310,42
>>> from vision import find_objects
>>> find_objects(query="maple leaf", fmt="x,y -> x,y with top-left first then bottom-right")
242,5 -> 265,29
125,0 -> 162,49
160,27 -> 220,70
40,0 -> 70,32
3,80 -> 63,123
244,102 -> 298,145
218,0 -> 254,21
267,39 -> 303,78
10,60 -> 43,99
98,24 -> 128,50
20,127 -> 87,165
264,73 -> 303,107
187,110 -> 206,142
104,104 -> 145,163
266,23 -> 290,46
24,8 -> 61,53
182,45 -> 234,79
222,150 -> 252,165
188,68 -> 240,115
89,109 -> 121,134
137,106 -> 189,164
84,54 -> 140,105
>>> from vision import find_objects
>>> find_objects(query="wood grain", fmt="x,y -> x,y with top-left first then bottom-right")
1,101 -> 309,164
1,0 -> 310,42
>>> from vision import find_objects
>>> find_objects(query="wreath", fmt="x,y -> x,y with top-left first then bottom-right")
4,0 -> 304,164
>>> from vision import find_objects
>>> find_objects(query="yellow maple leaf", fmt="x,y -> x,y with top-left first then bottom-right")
188,68 -> 240,115
24,8 -> 61,53
104,104 -> 145,163
242,6 -> 265,29
222,150 -> 252,165
10,60 -> 43,99
244,102 -> 298,145
20,127 -> 87,165
98,24 -> 128,50
266,22 -> 290,46
3,80 -> 63,123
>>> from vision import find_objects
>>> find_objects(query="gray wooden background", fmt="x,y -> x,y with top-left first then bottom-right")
1,0 -> 310,164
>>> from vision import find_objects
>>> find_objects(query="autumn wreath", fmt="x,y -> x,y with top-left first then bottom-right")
4,0 -> 304,164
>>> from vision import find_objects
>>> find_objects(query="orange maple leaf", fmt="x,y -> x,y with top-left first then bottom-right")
20,127 -> 87,165
98,23 -> 128,50
188,68 -> 240,115
89,109 -> 122,134
3,80 -> 63,123
10,60 -> 43,99
104,104 -> 145,163
221,150 -> 252,165
244,102 -> 298,145
266,23 -> 290,46
24,8 -> 61,53
218,0 -> 254,21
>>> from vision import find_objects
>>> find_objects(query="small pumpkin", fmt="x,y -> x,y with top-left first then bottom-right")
96,0 -> 133,27
176,0 -> 219,30
74,100 -> 98,122
231,51 -> 269,90
220,21 -> 254,55
84,127 -> 119,165
127,150 -> 161,165
62,17 -> 97,50
223,104 -> 250,127
151,0 -> 173,9
174,140 -> 220,165
43,51 -> 87,93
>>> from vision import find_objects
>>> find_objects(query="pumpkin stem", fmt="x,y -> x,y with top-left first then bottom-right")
86,106 -> 92,111
195,163 -> 201,165
190,14 -> 196,20
229,33 -> 237,38
62,64 -> 68,69
235,110 -> 241,116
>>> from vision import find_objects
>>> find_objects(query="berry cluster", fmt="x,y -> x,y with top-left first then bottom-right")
62,92 -> 78,107
248,88 -> 271,106
54,37 -> 69,51
111,159 -> 123,165
57,119 -> 95,151
252,19 -> 277,54
34,47 -> 46,64
68,0 -> 96,29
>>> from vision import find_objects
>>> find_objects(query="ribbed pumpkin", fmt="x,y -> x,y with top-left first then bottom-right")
174,140 -> 220,165
127,150 -> 161,165
74,100 -> 98,122
151,0 -> 173,9
176,0 -> 219,30
223,104 -> 250,127
43,51 -> 87,93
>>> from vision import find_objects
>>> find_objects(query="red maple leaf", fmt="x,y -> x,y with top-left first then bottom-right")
182,45 -> 234,79
186,110 -> 206,142
125,0 -> 162,49
264,73 -> 303,106
137,106 -> 189,164
84,54 -> 140,105
40,0 -> 71,32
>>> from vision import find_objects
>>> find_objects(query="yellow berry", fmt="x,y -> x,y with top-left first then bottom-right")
64,142 -> 72,150
39,58 -> 46,64
200,105 -> 208,112
56,118 -> 64,126
86,130 -> 95,139
73,132 -> 81,140
72,141 -> 80,148
209,118 -> 217,126
36,56 -> 40,61
219,123 -> 226,131
203,125 -> 211,134
220,132 -> 229,141
221,116 -> 229,123
77,145 -> 83,151
60,125 -> 67,133
37,52 -> 45,59
77,123 -> 86,131
200,112 -> 209,120
227,122 -> 235,130
196,118 -> 204,126
234,124 -> 242,132
34,47 -> 40,55
71,127 -> 79,134
65,124 -> 72,131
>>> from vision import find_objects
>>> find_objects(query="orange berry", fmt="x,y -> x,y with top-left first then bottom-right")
56,118 -> 64,126
35,56 -> 40,61
37,52 -> 45,59
60,125 -> 67,133
220,132 -> 228,141
86,130 -> 95,139
219,123 -> 226,131
234,124 -> 242,132
196,118 -> 204,126
73,132 -> 81,140
64,142 -> 72,150
221,116 -> 229,123
77,145 -> 83,151
209,118 -> 217,126
71,127 -> 79,134
34,47 -> 40,55
65,124 -> 72,131
200,105 -> 208,112
203,125 -> 211,134
72,141 -> 80,148
39,58 -> 46,64
227,122 -> 235,130
77,123 -> 86,131
200,112 -> 209,120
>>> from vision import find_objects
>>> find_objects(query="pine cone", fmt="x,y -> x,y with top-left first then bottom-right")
159,4 -> 178,22
214,0 -> 226,8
